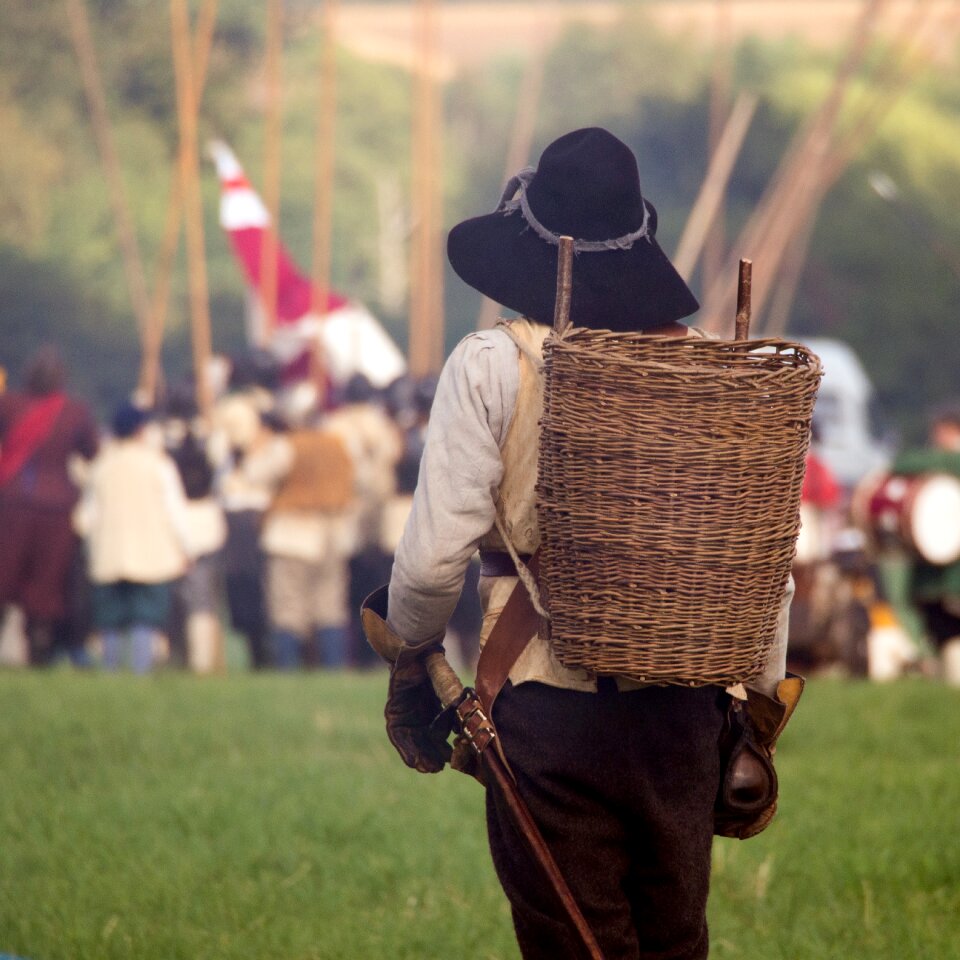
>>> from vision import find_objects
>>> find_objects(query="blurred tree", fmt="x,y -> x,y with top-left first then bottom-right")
0,0 -> 958,442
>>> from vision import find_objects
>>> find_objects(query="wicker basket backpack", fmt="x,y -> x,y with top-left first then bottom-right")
536,246 -> 822,687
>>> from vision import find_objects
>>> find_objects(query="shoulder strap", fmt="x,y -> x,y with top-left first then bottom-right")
468,552 -> 607,960
0,393 -> 66,487
475,550 -> 541,714
476,324 -> 549,711
496,318 -> 547,371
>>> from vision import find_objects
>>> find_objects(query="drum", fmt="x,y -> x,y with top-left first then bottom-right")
852,470 -> 960,565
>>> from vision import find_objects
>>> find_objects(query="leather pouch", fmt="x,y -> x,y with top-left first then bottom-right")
714,698 -> 779,839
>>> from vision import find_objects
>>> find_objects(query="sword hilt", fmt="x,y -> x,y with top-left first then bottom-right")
425,650 -> 465,710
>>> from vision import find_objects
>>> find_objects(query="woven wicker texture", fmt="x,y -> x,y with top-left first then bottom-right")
537,329 -> 822,686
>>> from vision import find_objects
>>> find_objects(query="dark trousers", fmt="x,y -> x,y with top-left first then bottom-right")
919,599 -> 960,648
223,510 -> 269,669
0,501 -> 77,621
486,681 -> 725,960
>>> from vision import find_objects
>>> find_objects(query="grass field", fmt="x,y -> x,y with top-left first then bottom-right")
0,670 -> 957,960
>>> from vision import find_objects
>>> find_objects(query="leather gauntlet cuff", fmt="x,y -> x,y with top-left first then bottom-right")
361,585 -> 453,774
361,585 -> 441,665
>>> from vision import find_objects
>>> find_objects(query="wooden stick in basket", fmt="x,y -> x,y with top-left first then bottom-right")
735,257 -> 752,340
554,235 -> 574,333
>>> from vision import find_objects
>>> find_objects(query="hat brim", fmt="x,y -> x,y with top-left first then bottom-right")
447,207 -> 699,331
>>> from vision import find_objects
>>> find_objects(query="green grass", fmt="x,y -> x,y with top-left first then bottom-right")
0,672 -> 957,960
709,679 -> 960,959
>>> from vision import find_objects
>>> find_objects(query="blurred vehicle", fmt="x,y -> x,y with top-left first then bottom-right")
786,337 -> 899,677
805,337 -> 892,492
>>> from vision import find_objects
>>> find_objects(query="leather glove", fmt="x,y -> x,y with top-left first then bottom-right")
361,586 -> 454,774
385,643 -> 454,773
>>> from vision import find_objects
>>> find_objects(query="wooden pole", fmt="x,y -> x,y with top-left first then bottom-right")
673,92 -> 757,282
376,174 -> 407,314
821,0 -> 949,187
702,0 -> 732,296
745,0 -> 887,328
260,0 -> 284,345
763,215 -> 816,338
171,0 -> 214,417
699,0 -> 889,335
427,12 -> 445,374
309,0 -> 339,401
408,1 -> 427,377
65,0 -> 152,358
409,0 -> 444,377
311,0 -> 338,319
476,7 -> 548,331
140,0 -> 220,406
762,3 -> 955,338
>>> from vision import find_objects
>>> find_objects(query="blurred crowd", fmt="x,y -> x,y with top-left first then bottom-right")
790,408 -> 960,687
3,343 -> 960,685
0,344 -> 480,674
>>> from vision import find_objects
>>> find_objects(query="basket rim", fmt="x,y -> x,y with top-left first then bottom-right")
544,334 -> 822,380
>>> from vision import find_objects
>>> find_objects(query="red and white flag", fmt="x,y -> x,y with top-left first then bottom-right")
209,140 -> 406,389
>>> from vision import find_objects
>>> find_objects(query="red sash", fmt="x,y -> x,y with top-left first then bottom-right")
0,393 -> 67,487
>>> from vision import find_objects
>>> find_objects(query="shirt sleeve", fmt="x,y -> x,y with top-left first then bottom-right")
745,575 -> 795,696
387,330 -> 519,646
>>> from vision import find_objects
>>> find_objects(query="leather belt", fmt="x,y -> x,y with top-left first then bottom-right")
479,549 -> 533,578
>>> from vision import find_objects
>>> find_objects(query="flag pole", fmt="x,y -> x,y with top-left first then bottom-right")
141,0 -> 220,407
260,0 -> 284,346
65,0 -> 152,374
409,0 -> 443,377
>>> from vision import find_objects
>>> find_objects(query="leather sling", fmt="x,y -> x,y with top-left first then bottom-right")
467,552 -> 606,958
474,550 -> 542,717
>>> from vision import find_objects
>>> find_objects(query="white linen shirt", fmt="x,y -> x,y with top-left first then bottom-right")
388,330 -> 518,646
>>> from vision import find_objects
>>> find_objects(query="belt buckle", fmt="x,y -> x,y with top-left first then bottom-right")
455,689 -> 497,754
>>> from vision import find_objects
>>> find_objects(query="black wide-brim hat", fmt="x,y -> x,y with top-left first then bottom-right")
447,127 -> 699,332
